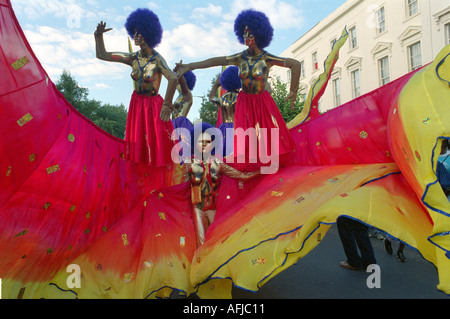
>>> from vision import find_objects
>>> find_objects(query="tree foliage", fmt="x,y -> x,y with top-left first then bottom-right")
198,74 -> 220,127
269,76 -> 304,123
56,70 -> 128,139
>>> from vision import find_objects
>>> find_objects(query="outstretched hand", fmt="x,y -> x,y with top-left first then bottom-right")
284,91 -> 297,111
174,62 -> 190,78
160,102 -> 172,122
94,21 -> 112,36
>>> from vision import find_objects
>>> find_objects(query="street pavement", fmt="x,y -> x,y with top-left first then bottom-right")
232,224 -> 450,299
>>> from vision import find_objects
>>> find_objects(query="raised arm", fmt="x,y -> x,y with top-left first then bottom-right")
177,61 -> 193,103
175,56 -> 229,78
157,55 -> 178,122
209,76 -> 221,106
94,21 -> 133,66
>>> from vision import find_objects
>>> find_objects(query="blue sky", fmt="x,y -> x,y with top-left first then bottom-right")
11,0 -> 345,121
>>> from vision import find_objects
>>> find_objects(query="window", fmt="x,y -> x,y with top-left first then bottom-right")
408,42 -> 422,71
351,69 -> 361,98
445,23 -> 450,45
378,56 -> 390,86
349,26 -> 358,49
287,69 -> 291,82
312,51 -> 318,71
332,78 -> 341,107
300,60 -> 305,78
376,7 -> 386,35
407,0 -> 418,17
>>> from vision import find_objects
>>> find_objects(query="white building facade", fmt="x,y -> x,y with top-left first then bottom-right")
271,0 -> 450,113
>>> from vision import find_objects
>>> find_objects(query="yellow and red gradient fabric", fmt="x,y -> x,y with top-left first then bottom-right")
0,0 -> 449,298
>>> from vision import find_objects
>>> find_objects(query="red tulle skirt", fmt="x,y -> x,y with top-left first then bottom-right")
233,90 -> 295,168
125,92 -> 175,167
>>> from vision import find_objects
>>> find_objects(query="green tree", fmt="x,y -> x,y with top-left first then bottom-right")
270,76 -> 304,123
94,103 -> 128,139
55,70 -> 128,139
198,74 -> 220,126
56,69 -> 89,109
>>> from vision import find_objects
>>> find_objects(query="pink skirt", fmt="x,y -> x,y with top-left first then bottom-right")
233,90 -> 295,167
125,92 -> 175,167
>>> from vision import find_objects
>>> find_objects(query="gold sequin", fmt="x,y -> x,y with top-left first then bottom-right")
158,212 -> 166,220
415,151 -> 421,161
43,202 -> 51,210
123,272 -> 134,283
122,234 -> 129,246
17,113 -> 33,127
144,261 -> 153,268
292,196 -> 305,206
67,134 -> 75,142
14,228 -> 28,238
252,258 -> 266,265
6,166 -> 12,177
29,153 -> 36,162
180,237 -> 185,247
423,118 -> 431,124
69,205 -> 76,212
271,191 -> 284,197
359,131 -> 368,139
47,248 -> 54,254
46,164 -> 60,174
11,56 -> 29,71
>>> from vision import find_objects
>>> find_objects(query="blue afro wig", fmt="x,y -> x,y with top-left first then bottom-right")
125,8 -> 163,48
220,66 -> 241,91
183,70 -> 196,91
234,9 -> 273,49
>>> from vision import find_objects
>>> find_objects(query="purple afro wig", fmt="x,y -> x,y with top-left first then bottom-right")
220,66 -> 241,91
183,70 -> 196,91
125,8 -> 163,48
234,9 -> 273,49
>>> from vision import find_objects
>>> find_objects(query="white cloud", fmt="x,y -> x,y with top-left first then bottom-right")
156,22 -> 243,67
23,25 -> 129,82
146,2 -> 160,10
95,83 -> 112,89
229,0 -> 304,30
191,4 -> 223,20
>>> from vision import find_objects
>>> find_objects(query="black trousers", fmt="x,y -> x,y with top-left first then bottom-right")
337,216 -> 377,269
